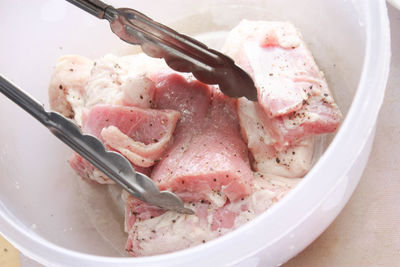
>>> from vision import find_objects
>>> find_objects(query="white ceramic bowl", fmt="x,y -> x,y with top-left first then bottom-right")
0,0 -> 390,266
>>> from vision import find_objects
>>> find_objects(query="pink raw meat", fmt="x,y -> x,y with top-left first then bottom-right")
124,174 -> 298,256
223,20 -> 342,149
69,104 -> 180,184
150,73 -> 253,205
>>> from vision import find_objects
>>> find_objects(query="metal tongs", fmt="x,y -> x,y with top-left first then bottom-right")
65,0 -> 258,101
0,1 -> 258,214
0,76 -> 194,214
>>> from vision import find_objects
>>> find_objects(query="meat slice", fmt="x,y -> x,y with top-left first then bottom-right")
69,104 -> 180,183
223,20 -> 342,149
82,105 -> 180,167
124,174 -> 299,256
237,98 -> 314,178
48,55 -> 93,122
150,73 -> 253,206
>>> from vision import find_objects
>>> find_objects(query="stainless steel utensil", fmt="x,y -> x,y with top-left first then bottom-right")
65,0 -> 258,101
0,75 -> 194,214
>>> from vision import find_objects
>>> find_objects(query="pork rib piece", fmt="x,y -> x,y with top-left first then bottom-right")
124,174 -> 299,256
223,20 -> 342,149
69,104 -> 180,184
237,98 -> 314,178
150,73 -> 253,206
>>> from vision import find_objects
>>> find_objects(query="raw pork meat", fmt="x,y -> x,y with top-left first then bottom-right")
151,73 -> 253,206
237,98 -> 314,178
223,20 -> 342,149
124,174 -> 299,256
69,105 -> 180,184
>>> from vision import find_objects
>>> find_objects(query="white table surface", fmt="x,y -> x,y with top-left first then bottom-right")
19,3 -> 400,267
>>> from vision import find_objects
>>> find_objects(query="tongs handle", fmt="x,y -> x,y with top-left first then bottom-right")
66,0 -> 109,19
0,75 -> 193,214
65,0 -> 258,101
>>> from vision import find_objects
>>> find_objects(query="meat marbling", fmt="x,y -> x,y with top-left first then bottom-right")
124,174 -> 299,256
151,73 -> 253,206
223,20 -> 342,149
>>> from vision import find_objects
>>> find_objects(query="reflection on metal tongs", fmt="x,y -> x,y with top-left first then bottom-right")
0,76 -> 193,214
65,0 -> 258,101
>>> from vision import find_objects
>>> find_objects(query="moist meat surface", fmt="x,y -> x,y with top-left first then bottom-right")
48,20 -> 342,256
223,20 -> 342,150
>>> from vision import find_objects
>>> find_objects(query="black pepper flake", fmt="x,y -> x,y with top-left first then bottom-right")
269,73 -> 273,76
324,93 -> 328,97
292,151 -> 296,155
153,138 -> 158,142
172,219 -> 176,223
150,216 -> 154,219
140,95 -> 144,99
69,68 -> 74,72
151,230 -> 156,233
149,123 -> 153,127
213,178 -> 217,182
181,180 -> 185,184
202,240 -> 206,243
276,158 -> 281,163
3,248 -> 8,252
59,84 -> 63,90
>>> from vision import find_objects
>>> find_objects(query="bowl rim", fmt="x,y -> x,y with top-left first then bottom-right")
0,1 -> 391,266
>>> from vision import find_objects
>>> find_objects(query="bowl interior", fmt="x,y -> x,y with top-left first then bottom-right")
0,0 -> 365,257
